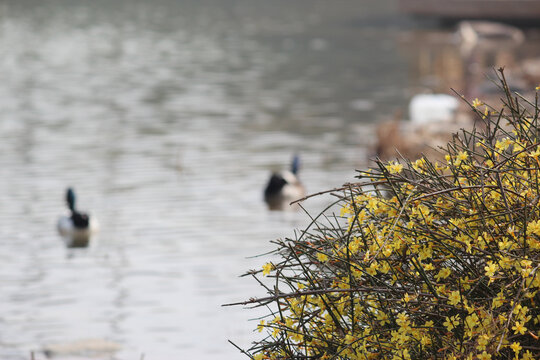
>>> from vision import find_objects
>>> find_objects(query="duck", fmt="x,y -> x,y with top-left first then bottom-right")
264,155 -> 306,211
57,188 -> 98,247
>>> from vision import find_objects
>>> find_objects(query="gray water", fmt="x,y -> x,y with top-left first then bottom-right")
0,0 -> 413,359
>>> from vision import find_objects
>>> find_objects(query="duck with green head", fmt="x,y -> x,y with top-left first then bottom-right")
264,155 -> 305,211
57,188 -> 98,247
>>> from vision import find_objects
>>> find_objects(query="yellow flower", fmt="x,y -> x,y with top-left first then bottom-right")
465,312 -> 479,337
492,290 -> 505,308
529,146 -> 540,159
380,262 -> 391,274
285,317 -> 294,329
477,351 -> 492,360
484,261 -> 498,278
253,353 -> 265,360
476,140 -> 486,148
376,311 -> 389,325
435,267 -> 451,281
363,250 -> 372,262
527,220 -> 540,236
413,158 -> 426,171
495,137 -> 512,151
366,262 -> 378,276
420,335 -> 431,348
396,312 -> 410,326
512,321 -> 527,335
316,252 -> 329,262
443,315 -> 460,331
454,151 -> 469,166
401,349 -> 411,360
366,198 -> 379,211
513,140 -> 525,153
448,290 -> 461,306
262,262 -> 274,276
472,98 -> 482,108
290,332 -> 303,342
521,259 -> 533,277
437,284 -> 448,296
498,238 -> 512,250
520,259 -> 532,269
340,205 -> 352,216
476,334 -> 489,351
403,293 -> 411,303
257,320 -> 265,332
387,161 -> 403,174
461,276 -> 472,290
510,342 -> 522,355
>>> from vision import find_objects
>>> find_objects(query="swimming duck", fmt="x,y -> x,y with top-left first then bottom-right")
57,188 -> 98,247
264,155 -> 306,211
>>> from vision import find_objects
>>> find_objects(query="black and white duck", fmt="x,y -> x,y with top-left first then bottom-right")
57,188 -> 98,247
264,155 -> 306,211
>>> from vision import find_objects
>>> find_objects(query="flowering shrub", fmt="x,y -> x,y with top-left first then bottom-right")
230,72 -> 540,359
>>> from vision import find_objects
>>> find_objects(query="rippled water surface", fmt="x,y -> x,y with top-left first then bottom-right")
0,0 -> 414,358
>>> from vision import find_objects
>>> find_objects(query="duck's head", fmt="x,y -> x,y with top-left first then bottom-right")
291,154 -> 300,175
264,173 -> 289,198
66,187 -> 76,212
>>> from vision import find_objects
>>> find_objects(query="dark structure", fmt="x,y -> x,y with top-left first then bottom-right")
399,0 -> 540,21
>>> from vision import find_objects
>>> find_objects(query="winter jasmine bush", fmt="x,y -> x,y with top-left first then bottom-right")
229,71 -> 540,360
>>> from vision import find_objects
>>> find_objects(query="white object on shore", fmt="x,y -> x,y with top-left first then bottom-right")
409,94 -> 459,125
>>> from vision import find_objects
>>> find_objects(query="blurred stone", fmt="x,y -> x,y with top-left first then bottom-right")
523,58 -> 540,84
375,108 -> 472,162
42,338 -> 121,359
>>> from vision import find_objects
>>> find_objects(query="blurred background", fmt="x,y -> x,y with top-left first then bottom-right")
0,0 -> 539,359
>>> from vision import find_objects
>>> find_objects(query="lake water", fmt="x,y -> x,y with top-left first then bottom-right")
2,0 -> 533,359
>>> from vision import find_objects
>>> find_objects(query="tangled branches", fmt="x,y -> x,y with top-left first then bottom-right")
228,71 -> 540,360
